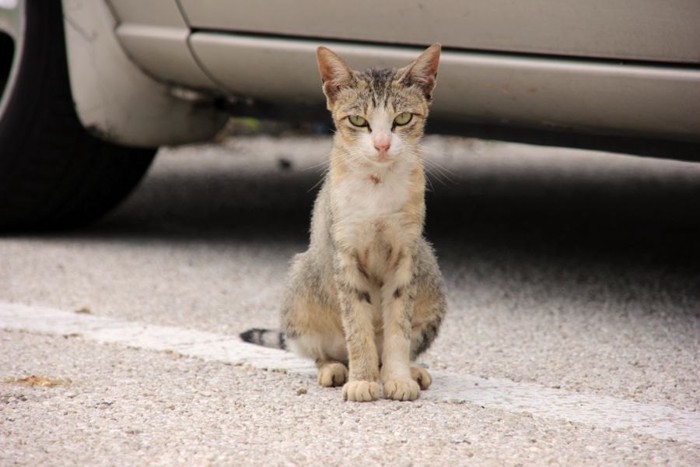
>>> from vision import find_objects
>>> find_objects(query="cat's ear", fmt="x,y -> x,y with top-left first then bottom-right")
398,43 -> 441,100
317,47 -> 355,107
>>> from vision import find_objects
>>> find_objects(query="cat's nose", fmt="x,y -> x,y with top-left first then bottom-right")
373,134 -> 391,154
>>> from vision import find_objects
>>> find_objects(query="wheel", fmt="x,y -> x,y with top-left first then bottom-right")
0,0 -> 156,230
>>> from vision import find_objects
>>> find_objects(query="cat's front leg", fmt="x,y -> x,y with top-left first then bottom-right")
382,272 -> 421,401
336,253 -> 381,402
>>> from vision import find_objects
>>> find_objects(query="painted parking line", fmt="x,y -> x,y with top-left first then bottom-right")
1,302 -> 698,445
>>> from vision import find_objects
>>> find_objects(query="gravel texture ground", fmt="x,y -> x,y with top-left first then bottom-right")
1,135 -> 699,465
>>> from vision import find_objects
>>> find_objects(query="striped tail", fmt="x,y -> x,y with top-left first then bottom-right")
239,328 -> 287,350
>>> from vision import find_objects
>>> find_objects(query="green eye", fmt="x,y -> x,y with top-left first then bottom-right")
348,115 -> 369,127
393,112 -> 413,126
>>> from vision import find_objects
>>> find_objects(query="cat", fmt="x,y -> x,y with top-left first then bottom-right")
241,44 -> 446,402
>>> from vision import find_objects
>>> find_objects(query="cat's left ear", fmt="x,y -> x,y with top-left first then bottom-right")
398,43 -> 441,100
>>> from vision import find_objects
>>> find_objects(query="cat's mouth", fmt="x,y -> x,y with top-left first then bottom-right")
375,154 -> 393,164
367,151 -> 395,166
365,158 -> 395,170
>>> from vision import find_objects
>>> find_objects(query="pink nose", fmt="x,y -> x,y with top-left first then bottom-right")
373,134 -> 391,153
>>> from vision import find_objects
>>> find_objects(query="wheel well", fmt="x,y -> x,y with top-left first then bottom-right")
60,0 -> 225,147
0,33 -> 13,99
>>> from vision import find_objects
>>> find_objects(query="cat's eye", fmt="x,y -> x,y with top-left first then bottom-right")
348,115 -> 369,127
393,112 -> 413,126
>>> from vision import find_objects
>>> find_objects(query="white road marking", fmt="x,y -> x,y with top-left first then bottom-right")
1,302 -> 698,445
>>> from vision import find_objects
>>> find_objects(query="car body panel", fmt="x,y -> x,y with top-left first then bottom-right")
106,0 -> 187,28
61,0 -> 226,147
115,24 -> 216,89
60,0 -> 700,154
191,35 -> 700,142
108,0 -> 217,88
179,0 -> 700,64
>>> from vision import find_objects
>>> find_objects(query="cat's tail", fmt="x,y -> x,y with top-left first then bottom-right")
239,328 -> 287,350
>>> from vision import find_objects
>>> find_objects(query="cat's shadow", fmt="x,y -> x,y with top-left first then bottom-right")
54,142 -> 700,314
90,146 -> 700,240
84,144 -> 699,238
93,163 -> 319,244
81,145 -> 698,260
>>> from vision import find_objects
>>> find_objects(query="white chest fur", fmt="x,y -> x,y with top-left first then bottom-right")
329,162 -> 422,280
333,169 -> 411,225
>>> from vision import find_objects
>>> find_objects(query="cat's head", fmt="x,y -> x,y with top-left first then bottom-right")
317,44 -> 441,167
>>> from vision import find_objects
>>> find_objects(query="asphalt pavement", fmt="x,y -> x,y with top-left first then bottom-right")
1,135 -> 699,465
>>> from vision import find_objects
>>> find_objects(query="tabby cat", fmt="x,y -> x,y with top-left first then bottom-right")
241,44 -> 446,402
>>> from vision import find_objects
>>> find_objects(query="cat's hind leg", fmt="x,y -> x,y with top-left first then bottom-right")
410,366 -> 432,390
404,240 -> 446,393
316,359 -> 348,387
281,252 -> 349,387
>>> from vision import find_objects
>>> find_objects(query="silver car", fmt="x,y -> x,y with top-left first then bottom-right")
1,0 -> 698,229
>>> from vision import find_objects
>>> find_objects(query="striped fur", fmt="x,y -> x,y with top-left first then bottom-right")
239,328 -> 287,350
241,44 -> 446,402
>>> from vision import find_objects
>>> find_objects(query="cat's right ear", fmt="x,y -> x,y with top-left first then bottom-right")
317,47 -> 354,107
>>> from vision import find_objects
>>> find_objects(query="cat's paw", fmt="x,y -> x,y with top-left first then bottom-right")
342,380 -> 381,402
383,378 -> 421,401
318,362 -> 348,387
411,366 -> 432,390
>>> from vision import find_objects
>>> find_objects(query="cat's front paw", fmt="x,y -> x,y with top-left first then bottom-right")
383,378 -> 421,401
342,380 -> 381,402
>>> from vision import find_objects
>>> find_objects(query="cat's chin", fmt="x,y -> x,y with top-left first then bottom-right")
363,152 -> 397,167
362,159 -> 396,173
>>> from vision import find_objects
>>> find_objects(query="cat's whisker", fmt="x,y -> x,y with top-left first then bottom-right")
345,148 -> 368,167
300,158 -> 331,173
307,173 -> 327,193
424,171 -> 437,193
425,165 -> 454,188
423,154 -> 458,188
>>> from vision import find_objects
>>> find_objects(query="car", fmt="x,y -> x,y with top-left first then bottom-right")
1,0 -> 699,229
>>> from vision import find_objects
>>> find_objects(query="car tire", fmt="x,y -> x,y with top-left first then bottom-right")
0,1 -> 155,230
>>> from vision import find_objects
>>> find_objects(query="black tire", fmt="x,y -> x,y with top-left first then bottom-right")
0,1 -> 155,230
